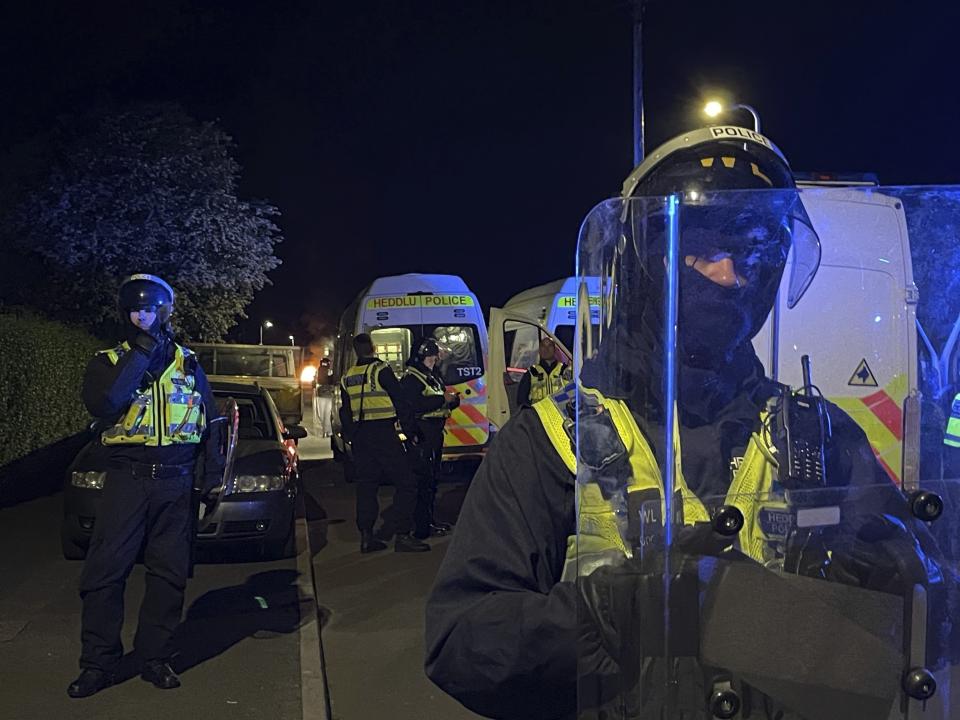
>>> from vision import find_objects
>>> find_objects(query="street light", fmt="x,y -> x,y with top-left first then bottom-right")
288,335 -> 295,347
702,99 -> 761,134
260,320 -> 273,345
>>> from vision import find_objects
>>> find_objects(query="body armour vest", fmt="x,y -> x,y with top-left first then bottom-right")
100,343 -> 206,446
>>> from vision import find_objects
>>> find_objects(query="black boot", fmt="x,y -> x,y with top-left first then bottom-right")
141,660 -> 181,690
67,669 -> 115,698
428,522 -> 452,536
395,533 -> 431,553
360,530 -> 387,554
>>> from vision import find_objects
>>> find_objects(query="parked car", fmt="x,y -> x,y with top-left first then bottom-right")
61,381 -> 307,561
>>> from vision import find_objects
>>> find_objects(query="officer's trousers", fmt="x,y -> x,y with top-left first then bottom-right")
411,422 -> 444,534
352,421 -> 417,534
78,467 -> 193,671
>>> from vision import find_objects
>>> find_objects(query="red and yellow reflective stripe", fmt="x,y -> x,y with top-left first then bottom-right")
831,373 -> 906,483
444,376 -> 489,448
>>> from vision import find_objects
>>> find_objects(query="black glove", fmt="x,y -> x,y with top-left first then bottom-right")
579,562 -> 702,686
825,515 -> 930,595
130,329 -> 160,356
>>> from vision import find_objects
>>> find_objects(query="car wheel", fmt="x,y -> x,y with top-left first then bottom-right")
61,525 -> 88,560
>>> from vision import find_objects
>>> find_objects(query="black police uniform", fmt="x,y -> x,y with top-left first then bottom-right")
339,357 -> 418,536
78,336 -> 224,675
399,360 -> 455,537
424,360 -> 927,720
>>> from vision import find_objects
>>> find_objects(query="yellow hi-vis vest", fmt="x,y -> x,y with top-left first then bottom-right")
341,360 -> 397,422
100,343 -> 206,446
528,362 -> 570,404
405,365 -> 450,419
533,385 -> 781,578
944,393 -> 960,448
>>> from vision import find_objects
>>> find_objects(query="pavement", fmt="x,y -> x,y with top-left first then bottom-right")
301,460 -> 483,720
0,391 -> 484,720
0,490 -> 309,720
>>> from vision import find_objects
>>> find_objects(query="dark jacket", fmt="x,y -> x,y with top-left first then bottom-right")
424,384 -> 944,719
82,337 -> 225,484
399,361 -> 456,448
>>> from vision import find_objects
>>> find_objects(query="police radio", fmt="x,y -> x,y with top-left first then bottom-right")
773,355 -> 831,489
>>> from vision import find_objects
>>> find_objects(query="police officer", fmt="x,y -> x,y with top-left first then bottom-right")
517,337 -> 571,407
340,333 -> 430,553
400,338 -> 461,539
424,130 -> 951,719
68,274 -> 225,698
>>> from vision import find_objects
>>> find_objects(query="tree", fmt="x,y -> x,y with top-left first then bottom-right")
5,103 -> 282,340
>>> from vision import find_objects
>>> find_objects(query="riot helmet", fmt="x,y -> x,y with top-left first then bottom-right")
414,337 -> 441,361
117,273 -> 175,328
618,126 -> 820,367
622,125 -> 820,311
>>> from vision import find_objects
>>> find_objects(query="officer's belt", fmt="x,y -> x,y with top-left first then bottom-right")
109,461 -> 195,479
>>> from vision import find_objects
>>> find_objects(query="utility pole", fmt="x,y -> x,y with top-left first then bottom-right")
632,0 -> 646,167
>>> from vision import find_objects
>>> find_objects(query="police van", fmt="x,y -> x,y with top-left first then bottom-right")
487,186 -> 921,489
330,274 -> 490,464
485,277 -> 599,425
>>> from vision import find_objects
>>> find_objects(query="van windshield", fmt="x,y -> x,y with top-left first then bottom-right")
210,348 -> 294,378
368,324 -> 484,385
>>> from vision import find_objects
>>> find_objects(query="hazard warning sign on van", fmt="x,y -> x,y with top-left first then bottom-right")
848,359 -> 878,387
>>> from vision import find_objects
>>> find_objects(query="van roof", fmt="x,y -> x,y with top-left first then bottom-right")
365,273 -> 472,296
505,276 -> 600,306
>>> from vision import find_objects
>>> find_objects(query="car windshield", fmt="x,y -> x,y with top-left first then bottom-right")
210,348 -> 293,378
214,393 -> 277,440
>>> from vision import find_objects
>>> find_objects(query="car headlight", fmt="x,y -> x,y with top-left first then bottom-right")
233,475 -> 285,493
71,471 -> 106,489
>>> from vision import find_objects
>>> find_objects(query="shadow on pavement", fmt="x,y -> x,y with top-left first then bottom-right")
110,569 -> 306,681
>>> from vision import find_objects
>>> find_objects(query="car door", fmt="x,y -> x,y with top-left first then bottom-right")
487,307 -> 572,431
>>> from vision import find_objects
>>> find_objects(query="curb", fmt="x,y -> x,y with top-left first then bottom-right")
296,490 -> 332,720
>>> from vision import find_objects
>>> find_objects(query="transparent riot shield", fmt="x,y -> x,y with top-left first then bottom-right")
573,185 -> 960,719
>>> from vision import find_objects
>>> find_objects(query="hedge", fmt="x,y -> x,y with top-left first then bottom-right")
0,308 -> 104,467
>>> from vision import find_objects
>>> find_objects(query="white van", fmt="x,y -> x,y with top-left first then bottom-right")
503,276 -> 600,353
754,186 -> 919,487
330,274 -> 490,463
488,187 -> 920,488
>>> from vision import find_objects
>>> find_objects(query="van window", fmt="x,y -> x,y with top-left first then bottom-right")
370,327 -> 413,376
270,353 -> 291,378
365,324 -> 484,385
211,348 -> 293,378
197,348 -> 216,373
217,350 -> 271,376
429,325 -> 483,385
506,322 -> 542,371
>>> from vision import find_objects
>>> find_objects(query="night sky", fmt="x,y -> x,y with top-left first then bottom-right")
3,0 -> 959,351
